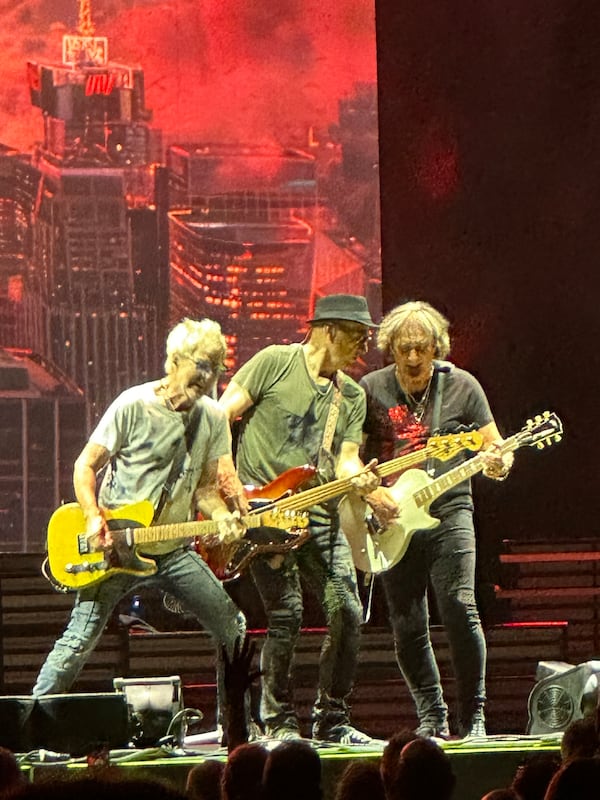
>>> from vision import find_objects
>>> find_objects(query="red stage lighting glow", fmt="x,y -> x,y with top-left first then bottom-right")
415,124 -> 459,200
4,1 -> 378,172
501,621 -> 568,628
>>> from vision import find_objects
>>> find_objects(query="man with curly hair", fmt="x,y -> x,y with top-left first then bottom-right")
361,301 -> 513,739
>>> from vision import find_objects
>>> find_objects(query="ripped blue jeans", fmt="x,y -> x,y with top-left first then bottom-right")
33,547 -> 246,708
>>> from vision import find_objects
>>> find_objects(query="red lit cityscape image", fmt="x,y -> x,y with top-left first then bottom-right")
0,0 -> 381,550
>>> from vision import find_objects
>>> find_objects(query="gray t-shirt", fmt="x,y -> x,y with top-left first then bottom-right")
91,381 -> 230,553
232,344 -> 366,503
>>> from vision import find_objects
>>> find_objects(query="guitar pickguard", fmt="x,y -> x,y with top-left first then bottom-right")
340,469 -> 440,574
46,501 -> 157,591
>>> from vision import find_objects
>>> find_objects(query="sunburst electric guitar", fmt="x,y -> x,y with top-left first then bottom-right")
244,430 -> 484,520
339,411 -> 563,574
44,502 -> 308,593
198,430 -> 483,581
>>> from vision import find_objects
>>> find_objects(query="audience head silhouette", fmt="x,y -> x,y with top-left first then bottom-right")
386,737 -> 455,800
334,760 -> 385,800
222,742 -> 268,800
262,740 -> 322,800
185,759 -> 225,800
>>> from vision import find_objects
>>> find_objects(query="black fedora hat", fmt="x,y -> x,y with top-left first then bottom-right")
307,294 -> 377,327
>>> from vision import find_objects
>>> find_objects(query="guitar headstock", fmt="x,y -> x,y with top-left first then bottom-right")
261,509 -> 310,529
428,431 -> 484,461
518,411 -> 563,449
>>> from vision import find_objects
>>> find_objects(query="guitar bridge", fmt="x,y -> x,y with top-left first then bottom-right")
65,560 -> 109,575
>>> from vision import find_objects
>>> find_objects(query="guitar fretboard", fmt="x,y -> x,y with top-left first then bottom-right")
255,434 -> 481,514
132,513 -> 266,545
414,432 -> 524,508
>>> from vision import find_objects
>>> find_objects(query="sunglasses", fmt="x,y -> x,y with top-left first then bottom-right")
333,322 -> 372,347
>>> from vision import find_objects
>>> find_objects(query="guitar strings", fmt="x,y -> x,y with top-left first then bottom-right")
246,436 -> 481,516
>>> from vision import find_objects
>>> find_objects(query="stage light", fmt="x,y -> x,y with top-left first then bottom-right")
527,660 -> 600,734
113,675 -> 183,747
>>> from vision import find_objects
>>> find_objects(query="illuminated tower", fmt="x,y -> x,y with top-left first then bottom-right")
24,0 -> 168,427
167,143 -> 318,368
78,0 -> 94,38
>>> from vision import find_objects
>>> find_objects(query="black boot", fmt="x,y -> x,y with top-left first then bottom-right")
458,706 -> 486,738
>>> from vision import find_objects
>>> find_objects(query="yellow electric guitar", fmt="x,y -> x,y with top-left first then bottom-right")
44,501 -> 308,593
340,411 -> 563,574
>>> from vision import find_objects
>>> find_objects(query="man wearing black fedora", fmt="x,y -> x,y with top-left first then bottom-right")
220,294 -> 384,744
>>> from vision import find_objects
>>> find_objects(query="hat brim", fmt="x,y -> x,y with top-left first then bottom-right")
307,314 -> 378,327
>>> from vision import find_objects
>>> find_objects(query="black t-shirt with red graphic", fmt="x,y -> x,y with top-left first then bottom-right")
360,362 -> 494,516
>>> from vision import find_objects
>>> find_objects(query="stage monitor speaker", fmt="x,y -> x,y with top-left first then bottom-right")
35,693 -> 129,756
0,696 -> 36,752
114,675 -> 183,747
527,660 -> 600,735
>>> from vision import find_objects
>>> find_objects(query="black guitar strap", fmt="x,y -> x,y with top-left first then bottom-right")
426,361 -> 451,475
365,362 -> 452,622
152,404 -> 201,524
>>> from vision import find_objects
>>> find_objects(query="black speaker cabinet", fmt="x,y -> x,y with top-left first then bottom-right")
35,693 -> 129,755
0,696 -> 36,752
0,694 -> 129,755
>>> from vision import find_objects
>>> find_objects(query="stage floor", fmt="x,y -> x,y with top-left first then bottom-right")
18,734 -> 563,800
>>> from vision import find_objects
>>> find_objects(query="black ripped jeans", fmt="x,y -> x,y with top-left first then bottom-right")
250,516 -> 363,736
381,507 -> 487,734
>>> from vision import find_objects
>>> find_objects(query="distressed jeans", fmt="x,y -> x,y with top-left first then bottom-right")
33,547 -> 246,709
250,517 -> 363,735
381,507 -> 487,733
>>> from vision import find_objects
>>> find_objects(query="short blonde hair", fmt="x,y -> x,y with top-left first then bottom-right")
377,301 -> 451,359
164,318 -> 226,374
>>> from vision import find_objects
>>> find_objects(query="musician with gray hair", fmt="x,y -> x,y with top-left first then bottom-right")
34,317 -> 246,721
361,300 -> 513,739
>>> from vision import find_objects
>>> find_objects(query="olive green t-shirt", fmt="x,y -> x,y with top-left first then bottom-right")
232,344 -> 366,500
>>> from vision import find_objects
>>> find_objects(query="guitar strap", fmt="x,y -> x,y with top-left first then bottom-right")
152,404 -> 202,524
425,361 -> 452,476
314,372 -> 346,577
317,371 -> 344,476
364,362 -> 453,622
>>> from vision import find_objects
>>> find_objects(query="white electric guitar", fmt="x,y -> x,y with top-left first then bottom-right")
340,411 -> 563,574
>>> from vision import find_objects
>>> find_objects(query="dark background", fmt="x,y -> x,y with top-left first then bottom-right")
375,0 -> 599,572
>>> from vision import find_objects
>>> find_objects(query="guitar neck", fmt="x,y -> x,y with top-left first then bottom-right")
132,513 -> 264,546
414,433 -> 522,509
266,443 -> 440,513
377,446 -> 437,480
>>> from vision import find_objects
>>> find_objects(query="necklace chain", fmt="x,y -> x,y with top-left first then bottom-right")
401,370 -> 434,423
